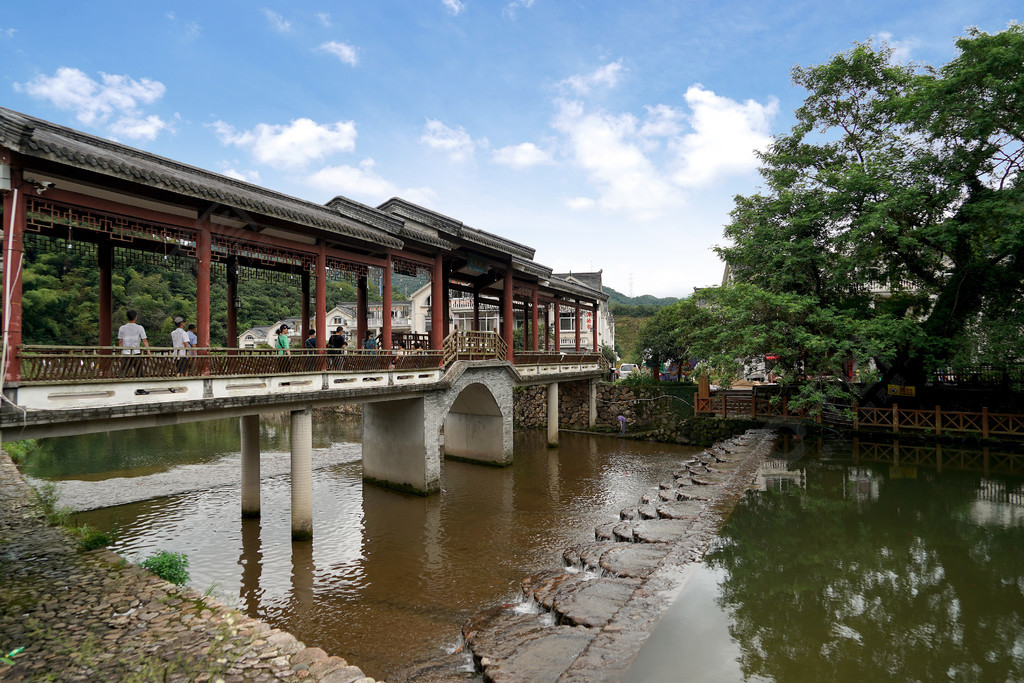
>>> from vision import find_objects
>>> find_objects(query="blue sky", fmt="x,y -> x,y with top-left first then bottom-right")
1,1 -> 1019,297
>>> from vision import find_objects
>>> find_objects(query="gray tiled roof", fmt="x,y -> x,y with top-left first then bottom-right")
553,271 -> 604,292
0,107 -> 404,249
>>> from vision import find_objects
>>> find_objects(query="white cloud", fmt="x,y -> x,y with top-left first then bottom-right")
262,9 -> 292,33
873,31 -> 920,63
669,84 -> 776,187
639,104 -> 684,138
15,67 -> 171,139
442,0 -> 466,16
565,197 -> 595,211
212,118 -> 358,169
503,0 -> 534,19
221,167 -> 261,183
307,159 -> 435,205
1,26 -> 16,38
320,41 -> 358,66
108,115 -> 172,141
492,142 -> 553,168
420,119 -> 479,162
553,99 -> 685,220
560,60 -> 625,95
316,13 -> 333,27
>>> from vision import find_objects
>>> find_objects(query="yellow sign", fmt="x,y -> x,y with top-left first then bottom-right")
887,384 -> 916,397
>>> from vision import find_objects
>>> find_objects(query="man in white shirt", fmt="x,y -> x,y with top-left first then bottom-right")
171,316 -> 192,375
117,309 -> 150,377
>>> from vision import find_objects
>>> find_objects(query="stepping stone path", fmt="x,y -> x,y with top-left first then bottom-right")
406,428 -> 777,682
0,451 -> 378,683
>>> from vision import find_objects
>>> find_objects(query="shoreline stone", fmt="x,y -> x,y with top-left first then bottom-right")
0,450 -> 379,683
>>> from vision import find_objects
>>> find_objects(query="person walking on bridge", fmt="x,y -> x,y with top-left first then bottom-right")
117,309 -> 150,377
171,317 -> 192,375
275,324 -> 291,356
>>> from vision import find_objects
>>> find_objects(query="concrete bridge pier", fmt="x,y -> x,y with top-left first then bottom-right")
240,414 -> 261,518
362,397 -> 442,495
547,382 -> 559,447
290,407 -> 314,540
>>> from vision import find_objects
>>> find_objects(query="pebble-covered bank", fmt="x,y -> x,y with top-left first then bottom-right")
0,451 -> 377,683
396,429 -> 777,682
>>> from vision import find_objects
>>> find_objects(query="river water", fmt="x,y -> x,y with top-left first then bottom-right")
33,415 -> 701,679
30,423 -> 1024,681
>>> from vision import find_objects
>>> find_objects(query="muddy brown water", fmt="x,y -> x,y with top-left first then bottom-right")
42,417 -> 700,680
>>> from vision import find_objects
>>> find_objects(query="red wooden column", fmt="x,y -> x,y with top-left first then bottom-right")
382,256 -> 392,349
98,241 -> 113,347
553,298 -> 561,353
503,261 -> 514,361
226,256 -> 238,349
316,244 -> 327,348
591,303 -> 599,352
575,300 -> 581,352
2,164 -> 26,382
531,289 -> 539,351
356,275 -> 368,346
301,272 -> 311,340
197,226 -> 211,348
442,259 -> 451,338
431,253 -> 443,349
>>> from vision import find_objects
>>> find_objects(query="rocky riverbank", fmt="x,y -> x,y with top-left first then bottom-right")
394,428 -> 777,682
0,450 -> 377,682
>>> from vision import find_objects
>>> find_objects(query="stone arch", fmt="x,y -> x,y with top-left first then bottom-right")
432,365 -> 514,467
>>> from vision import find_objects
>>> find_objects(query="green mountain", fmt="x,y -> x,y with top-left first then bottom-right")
605,286 -> 679,308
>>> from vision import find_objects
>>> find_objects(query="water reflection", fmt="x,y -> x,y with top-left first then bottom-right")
701,438 -> 1024,682
70,427 -> 697,679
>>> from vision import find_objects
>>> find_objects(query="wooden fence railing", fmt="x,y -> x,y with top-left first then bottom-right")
695,393 -> 1024,439
16,345 -> 443,383
512,352 -> 603,366
441,330 -> 507,364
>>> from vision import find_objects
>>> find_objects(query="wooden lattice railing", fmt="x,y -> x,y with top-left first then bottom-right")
441,330 -> 507,365
16,345 -> 443,383
694,392 -> 1024,439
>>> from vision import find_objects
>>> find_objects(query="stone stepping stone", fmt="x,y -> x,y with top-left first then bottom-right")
656,500 -> 703,520
463,606 -> 595,683
656,489 -> 677,502
690,471 -> 733,485
551,576 -> 641,628
563,542 -> 619,572
522,569 -> 580,608
630,519 -> 693,544
597,543 -> 672,579
594,522 -> 618,541
676,489 -> 713,502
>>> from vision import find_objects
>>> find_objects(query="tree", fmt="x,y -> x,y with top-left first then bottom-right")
719,26 -> 1024,402
635,298 -> 710,382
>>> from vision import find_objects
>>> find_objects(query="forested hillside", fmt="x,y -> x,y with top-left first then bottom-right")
604,285 -> 681,362
20,240 -> 410,347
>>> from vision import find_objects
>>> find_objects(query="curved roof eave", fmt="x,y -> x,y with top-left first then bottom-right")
0,107 -> 404,250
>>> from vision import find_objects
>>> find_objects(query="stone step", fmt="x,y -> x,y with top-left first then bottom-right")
551,576 -> 641,628
597,543 -> 672,579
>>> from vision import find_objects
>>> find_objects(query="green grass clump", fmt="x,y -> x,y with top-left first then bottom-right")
140,550 -> 191,585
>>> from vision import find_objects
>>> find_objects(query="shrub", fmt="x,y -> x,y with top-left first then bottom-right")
72,524 -> 114,551
2,439 -> 39,465
37,482 -> 73,526
140,550 -> 191,585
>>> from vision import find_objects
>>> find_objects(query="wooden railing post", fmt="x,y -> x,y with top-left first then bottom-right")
982,407 -> 989,439
935,405 -> 941,436
782,396 -> 788,419
852,400 -> 859,429
892,402 -> 899,433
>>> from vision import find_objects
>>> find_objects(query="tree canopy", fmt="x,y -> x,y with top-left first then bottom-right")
710,25 -> 1024,399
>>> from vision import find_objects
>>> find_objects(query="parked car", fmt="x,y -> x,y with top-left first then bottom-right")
618,363 -> 639,379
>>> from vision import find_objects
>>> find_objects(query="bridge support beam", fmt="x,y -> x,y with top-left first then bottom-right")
362,397 -> 441,495
240,414 -> 261,518
290,407 -> 313,540
547,381 -> 559,447
589,379 -> 597,428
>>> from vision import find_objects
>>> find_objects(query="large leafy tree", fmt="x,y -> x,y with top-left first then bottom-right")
718,26 -> 1024,400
